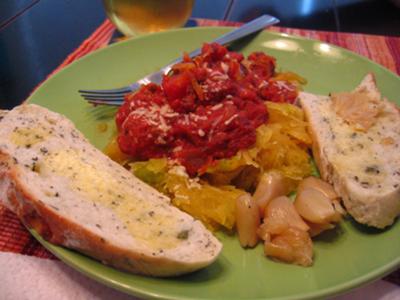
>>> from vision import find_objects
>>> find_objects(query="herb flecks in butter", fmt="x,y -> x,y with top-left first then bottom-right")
11,128 -> 49,148
177,230 -> 189,240
40,149 -> 186,250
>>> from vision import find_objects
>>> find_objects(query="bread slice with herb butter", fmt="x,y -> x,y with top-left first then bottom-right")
0,104 -> 222,277
0,110 -> 7,119
299,74 -> 400,228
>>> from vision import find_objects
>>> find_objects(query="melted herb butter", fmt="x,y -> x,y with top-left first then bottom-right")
11,128 -> 48,147
41,149 -> 183,250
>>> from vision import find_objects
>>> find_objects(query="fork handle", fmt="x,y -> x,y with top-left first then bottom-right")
168,14 -> 279,66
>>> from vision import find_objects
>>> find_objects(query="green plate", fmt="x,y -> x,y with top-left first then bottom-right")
27,27 -> 400,300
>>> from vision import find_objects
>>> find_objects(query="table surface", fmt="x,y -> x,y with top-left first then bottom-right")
0,0 -> 399,297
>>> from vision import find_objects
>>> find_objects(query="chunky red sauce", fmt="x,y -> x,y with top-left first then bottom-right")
116,43 -> 297,176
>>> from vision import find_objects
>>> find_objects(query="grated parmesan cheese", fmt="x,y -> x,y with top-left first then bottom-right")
198,129 -> 205,137
224,114 -> 238,126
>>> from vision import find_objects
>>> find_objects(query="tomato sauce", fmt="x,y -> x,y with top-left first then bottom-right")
116,43 -> 297,176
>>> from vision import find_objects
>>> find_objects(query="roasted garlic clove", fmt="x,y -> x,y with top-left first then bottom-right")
263,196 -> 310,234
256,223 -> 271,242
306,221 -> 335,237
294,188 -> 337,224
264,227 -> 313,267
294,177 -> 344,236
253,171 -> 292,217
297,176 -> 338,200
236,194 -> 260,248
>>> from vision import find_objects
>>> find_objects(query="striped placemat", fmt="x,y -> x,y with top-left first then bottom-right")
1,18 -> 399,286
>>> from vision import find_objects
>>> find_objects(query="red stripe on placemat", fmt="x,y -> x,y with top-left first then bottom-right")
385,37 -> 400,75
55,19 -> 115,71
195,18 -> 241,27
0,205 -> 55,259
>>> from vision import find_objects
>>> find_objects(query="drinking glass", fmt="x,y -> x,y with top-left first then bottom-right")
103,0 -> 195,36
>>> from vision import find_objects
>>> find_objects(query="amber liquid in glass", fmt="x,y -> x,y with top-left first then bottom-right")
103,0 -> 195,36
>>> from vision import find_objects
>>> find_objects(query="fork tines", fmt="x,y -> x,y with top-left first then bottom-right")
86,99 -> 124,106
78,87 -> 132,95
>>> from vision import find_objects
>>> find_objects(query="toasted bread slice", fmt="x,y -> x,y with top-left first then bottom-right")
299,74 -> 400,228
0,104 -> 222,276
0,110 -> 7,119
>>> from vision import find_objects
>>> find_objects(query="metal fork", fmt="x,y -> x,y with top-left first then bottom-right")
79,14 -> 279,106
